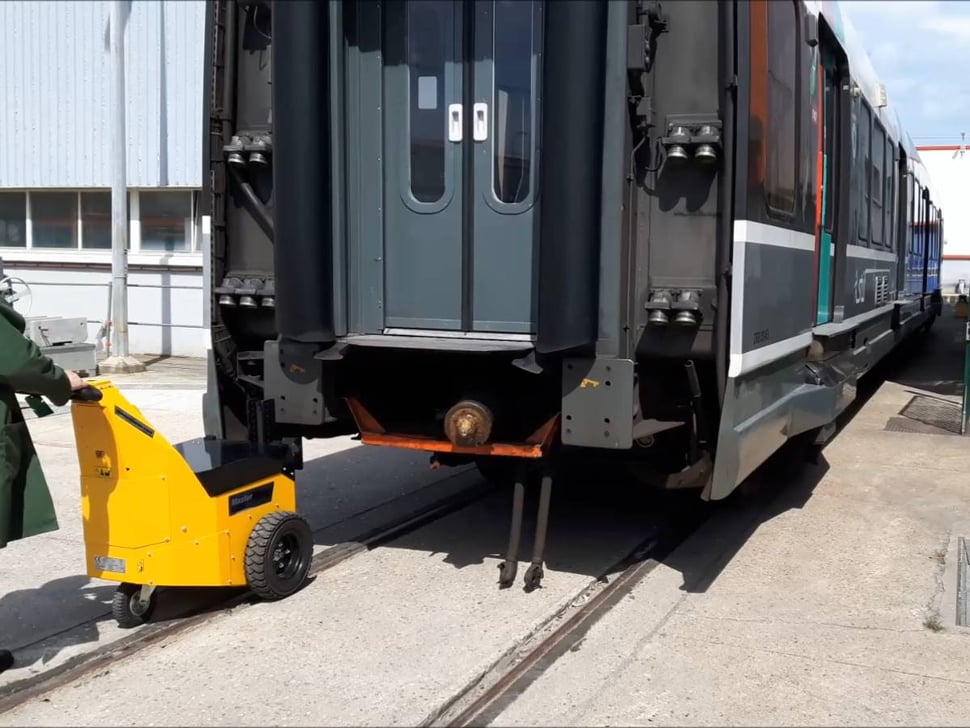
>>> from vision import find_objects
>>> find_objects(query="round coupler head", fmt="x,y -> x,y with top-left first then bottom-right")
444,400 -> 494,447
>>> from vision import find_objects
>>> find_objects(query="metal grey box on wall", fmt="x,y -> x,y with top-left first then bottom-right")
23,316 -> 89,347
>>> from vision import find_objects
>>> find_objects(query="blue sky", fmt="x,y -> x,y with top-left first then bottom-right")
840,0 -> 970,145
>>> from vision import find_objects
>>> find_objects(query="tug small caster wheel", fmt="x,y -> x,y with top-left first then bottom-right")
112,583 -> 156,628
244,511 -> 313,601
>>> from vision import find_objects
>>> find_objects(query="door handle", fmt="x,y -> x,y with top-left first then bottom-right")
448,103 -> 463,142
473,102 -> 488,142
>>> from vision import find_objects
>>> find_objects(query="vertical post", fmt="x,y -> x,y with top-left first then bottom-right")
111,0 -> 127,357
101,0 -> 144,373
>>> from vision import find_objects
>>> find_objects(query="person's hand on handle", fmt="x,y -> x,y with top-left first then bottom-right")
65,373 -> 102,402
66,370 -> 88,391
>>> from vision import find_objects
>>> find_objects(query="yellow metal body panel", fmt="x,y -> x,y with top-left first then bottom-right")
71,380 -> 297,588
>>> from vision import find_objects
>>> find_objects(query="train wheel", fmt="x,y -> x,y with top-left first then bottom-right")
112,583 -> 155,629
244,511 -> 313,601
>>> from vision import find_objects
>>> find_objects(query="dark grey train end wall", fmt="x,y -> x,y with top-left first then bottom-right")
563,0 -> 728,450
204,0 -> 281,442
631,0 -> 723,359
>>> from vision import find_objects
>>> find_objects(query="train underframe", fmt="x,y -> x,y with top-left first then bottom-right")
217,339 -> 727,591
213,289 -> 940,589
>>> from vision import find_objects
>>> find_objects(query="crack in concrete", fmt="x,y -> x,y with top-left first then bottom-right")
672,633 -> 970,687
924,529 -> 951,627
679,613 -> 925,634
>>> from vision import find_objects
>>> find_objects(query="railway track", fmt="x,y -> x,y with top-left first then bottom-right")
0,424 -> 845,726
0,471 -> 494,716
423,501 -> 710,727
0,465 -> 734,727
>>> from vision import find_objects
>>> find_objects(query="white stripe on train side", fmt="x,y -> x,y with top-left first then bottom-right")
728,220 -> 903,378
729,220 -> 814,377
733,220 -> 816,252
846,244 -> 896,263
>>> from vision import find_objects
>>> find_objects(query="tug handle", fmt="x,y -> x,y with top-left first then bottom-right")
71,386 -> 103,402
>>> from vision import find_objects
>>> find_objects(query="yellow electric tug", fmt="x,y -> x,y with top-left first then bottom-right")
68,380 -> 313,628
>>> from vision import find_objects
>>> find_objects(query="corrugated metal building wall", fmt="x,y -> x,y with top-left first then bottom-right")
0,0 -> 209,358
0,0 -> 205,188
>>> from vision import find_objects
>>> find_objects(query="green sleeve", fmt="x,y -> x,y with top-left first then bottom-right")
0,306 -> 72,406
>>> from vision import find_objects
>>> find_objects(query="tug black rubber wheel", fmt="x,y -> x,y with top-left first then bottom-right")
244,511 -> 313,601
112,582 -> 155,629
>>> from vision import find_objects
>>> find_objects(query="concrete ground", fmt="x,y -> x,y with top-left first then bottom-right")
1,310 -> 969,725
1,357 -> 483,694
488,312 -> 970,727
0,354 -> 677,727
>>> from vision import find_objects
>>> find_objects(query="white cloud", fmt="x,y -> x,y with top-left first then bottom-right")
839,0 -> 970,138
921,16 -> 970,42
840,0 -> 943,19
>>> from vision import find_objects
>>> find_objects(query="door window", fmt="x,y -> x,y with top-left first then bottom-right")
823,67 -> 836,233
491,0 -> 538,205
408,1 -> 453,203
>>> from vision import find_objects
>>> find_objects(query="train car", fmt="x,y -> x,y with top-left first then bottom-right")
201,0 -> 944,589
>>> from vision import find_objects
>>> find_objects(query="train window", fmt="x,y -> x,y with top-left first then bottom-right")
857,102 -> 870,242
884,139 -> 895,252
907,175 -> 914,254
407,1 -> 452,204
912,181 -> 919,254
823,67 -> 837,233
765,0 -> 798,217
492,0 -> 538,205
870,121 -> 884,246
920,189 -> 927,256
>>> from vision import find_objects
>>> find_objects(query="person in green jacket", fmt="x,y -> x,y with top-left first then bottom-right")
0,295 -> 88,673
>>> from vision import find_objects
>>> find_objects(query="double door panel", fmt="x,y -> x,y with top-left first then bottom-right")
382,0 -> 542,333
